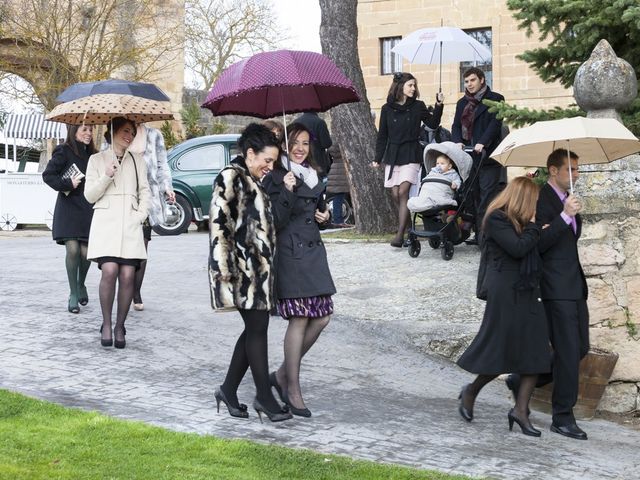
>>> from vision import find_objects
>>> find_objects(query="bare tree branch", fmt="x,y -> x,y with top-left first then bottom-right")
184,0 -> 286,89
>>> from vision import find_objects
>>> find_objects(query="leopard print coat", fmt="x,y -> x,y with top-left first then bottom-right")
208,157 -> 275,311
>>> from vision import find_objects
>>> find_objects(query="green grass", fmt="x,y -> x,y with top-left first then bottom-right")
0,389 -> 470,480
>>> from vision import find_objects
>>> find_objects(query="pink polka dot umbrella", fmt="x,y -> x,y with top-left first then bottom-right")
201,50 -> 360,119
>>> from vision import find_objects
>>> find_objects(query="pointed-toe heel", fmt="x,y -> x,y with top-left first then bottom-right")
269,372 -> 287,404
78,286 -> 88,306
113,326 -> 126,349
68,296 -> 80,314
99,325 -> 112,347
508,409 -> 541,437
458,385 -> 474,422
282,392 -> 311,417
253,398 -> 292,423
214,387 -> 249,418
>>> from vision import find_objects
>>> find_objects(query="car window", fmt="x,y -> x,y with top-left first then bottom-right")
176,144 -> 225,171
229,144 -> 240,159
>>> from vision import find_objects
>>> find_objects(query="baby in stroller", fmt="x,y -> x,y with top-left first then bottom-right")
408,141 -> 470,213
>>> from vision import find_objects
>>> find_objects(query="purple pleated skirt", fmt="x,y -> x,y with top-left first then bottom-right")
277,295 -> 334,320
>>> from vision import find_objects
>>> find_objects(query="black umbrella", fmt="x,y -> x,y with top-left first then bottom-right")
56,79 -> 170,103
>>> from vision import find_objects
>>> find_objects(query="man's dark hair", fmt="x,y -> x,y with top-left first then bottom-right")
463,67 -> 485,82
237,123 -> 281,158
547,148 -> 579,169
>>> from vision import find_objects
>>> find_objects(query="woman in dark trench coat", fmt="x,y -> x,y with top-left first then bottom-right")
43,124 -> 98,314
456,176 -> 551,437
263,122 -> 336,418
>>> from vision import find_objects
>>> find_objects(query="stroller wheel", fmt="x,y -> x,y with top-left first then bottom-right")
428,237 -> 441,249
441,240 -> 454,261
408,240 -> 421,258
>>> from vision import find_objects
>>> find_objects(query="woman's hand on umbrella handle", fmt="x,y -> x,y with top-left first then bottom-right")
473,143 -> 485,154
371,161 -> 380,169
283,171 -> 296,192
436,92 -> 444,104
106,161 -> 117,178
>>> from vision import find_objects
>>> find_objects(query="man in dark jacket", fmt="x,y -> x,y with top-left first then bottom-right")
508,149 -> 589,441
451,67 -> 505,243
296,112 -> 333,176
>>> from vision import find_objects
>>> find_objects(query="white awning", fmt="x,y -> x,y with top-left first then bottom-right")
3,113 -> 67,140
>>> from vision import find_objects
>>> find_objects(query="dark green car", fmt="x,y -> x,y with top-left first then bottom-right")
153,134 -> 240,235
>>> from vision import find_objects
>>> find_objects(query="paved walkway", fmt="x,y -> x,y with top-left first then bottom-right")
1,232 -> 639,479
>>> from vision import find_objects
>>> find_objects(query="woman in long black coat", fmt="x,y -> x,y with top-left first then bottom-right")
457,176 -> 551,437
372,72 -> 443,247
263,122 -> 336,418
42,125 -> 97,314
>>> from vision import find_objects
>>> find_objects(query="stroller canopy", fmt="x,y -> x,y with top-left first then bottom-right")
423,141 -> 472,182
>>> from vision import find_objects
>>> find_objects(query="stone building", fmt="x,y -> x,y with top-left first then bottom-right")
356,0 -> 574,129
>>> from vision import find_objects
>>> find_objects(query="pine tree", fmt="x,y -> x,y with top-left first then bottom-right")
488,0 -> 640,134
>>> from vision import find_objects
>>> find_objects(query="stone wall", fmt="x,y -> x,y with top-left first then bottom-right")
579,157 -> 640,413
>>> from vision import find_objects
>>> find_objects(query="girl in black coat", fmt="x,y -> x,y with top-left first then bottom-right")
263,123 -> 336,418
42,125 -> 97,314
456,177 -> 551,437
373,72 -> 443,247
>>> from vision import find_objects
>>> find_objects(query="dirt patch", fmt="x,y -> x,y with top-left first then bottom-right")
595,409 -> 640,430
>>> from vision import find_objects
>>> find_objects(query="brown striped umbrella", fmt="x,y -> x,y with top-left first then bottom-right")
45,94 -> 174,125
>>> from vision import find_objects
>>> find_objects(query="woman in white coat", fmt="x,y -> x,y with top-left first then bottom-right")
85,117 -> 150,348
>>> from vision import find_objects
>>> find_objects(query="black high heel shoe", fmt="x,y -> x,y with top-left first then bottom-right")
214,387 -> 248,419
68,296 -> 80,314
253,398 -> 292,423
114,326 -> 126,349
269,372 -> 286,404
458,384 -> 474,422
99,325 -> 112,347
283,392 -> 311,417
508,408 -> 541,437
78,286 -> 88,306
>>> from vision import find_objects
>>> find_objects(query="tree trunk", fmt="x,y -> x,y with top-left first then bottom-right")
319,0 -> 396,234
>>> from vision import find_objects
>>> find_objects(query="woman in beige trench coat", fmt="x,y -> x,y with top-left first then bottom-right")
85,117 -> 150,349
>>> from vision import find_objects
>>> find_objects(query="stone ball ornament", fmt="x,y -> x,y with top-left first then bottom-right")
573,39 -> 637,113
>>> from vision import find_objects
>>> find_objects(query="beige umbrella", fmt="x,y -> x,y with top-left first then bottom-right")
45,93 -> 173,125
489,117 -> 640,193
490,117 -> 640,167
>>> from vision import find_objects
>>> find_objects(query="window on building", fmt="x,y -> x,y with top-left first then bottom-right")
380,36 -> 402,75
459,28 -> 492,91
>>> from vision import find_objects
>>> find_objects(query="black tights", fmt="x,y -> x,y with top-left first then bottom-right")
462,373 -> 538,423
133,238 -> 149,304
64,240 -> 90,303
221,309 -> 280,412
99,262 -> 136,342
275,315 -> 330,409
390,181 -> 412,242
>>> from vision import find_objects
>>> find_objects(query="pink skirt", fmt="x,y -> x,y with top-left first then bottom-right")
384,163 -> 421,188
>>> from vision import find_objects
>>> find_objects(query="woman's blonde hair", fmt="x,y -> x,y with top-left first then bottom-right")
483,176 -> 539,234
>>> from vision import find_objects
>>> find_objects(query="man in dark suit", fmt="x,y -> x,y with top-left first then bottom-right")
508,148 -> 589,440
451,67 -> 506,243
296,112 -> 333,176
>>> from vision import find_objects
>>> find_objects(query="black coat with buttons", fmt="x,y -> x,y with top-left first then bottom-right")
456,210 -> 551,375
374,97 -> 443,167
263,166 -> 336,300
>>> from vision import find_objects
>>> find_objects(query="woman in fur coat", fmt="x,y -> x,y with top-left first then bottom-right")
209,123 -> 292,423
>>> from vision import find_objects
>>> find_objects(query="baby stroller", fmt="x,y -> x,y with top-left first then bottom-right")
406,142 -> 474,260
